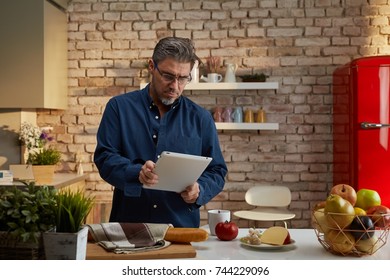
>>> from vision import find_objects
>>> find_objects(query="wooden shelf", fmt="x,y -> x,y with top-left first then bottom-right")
139,82 -> 279,131
140,82 -> 279,90
215,122 -> 279,130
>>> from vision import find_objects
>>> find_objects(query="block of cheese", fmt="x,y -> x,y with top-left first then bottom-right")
261,226 -> 291,245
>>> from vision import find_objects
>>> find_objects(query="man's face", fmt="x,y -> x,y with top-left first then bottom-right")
149,58 -> 192,105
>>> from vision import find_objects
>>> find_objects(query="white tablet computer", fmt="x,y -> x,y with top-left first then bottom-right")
142,151 -> 212,193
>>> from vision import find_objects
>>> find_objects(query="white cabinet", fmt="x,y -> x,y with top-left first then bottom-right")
0,0 -> 68,109
140,82 -> 279,131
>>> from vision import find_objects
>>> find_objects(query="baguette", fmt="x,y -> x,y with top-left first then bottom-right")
164,227 -> 209,243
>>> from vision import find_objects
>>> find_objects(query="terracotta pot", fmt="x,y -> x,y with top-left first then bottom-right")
32,165 -> 55,185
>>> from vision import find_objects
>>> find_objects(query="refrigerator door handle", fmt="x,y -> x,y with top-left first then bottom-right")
361,122 -> 390,129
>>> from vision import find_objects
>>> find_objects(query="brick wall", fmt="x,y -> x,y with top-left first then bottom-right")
36,0 -> 390,228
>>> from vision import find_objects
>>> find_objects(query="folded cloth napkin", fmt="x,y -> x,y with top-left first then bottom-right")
87,223 -> 172,254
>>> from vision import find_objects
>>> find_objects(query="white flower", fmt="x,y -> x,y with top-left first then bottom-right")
19,122 -> 43,150
18,122 -> 60,165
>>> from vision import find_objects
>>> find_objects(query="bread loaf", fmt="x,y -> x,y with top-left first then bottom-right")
164,227 -> 209,243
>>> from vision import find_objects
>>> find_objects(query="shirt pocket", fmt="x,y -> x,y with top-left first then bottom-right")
166,135 -> 202,154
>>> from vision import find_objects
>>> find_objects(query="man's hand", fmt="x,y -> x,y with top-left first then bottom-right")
139,160 -> 158,186
181,182 -> 200,204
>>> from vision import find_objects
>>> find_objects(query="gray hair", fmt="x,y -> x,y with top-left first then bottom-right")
152,37 -> 201,68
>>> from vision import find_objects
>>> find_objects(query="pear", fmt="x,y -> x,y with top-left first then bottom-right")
355,236 -> 380,254
312,208 -> 330,234
325,230 -> 355,254
324,194 -> 355,229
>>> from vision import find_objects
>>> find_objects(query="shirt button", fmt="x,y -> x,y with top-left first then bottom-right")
153,134 -> 157,139
155,116 -> 159,119
153,205 -> 157,208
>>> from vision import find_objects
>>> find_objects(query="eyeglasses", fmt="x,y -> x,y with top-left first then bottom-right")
154,62 -> 192,85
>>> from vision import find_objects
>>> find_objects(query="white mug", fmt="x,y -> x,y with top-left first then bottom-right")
207,73 -> 223,83
208,209 -> 231,235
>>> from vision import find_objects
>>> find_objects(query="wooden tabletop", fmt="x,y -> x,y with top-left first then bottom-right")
86,242 -> 196,260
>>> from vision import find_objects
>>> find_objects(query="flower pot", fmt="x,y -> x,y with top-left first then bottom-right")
43,227 -> 89,260
0,231 -> 45,260
32,165 -> 55,185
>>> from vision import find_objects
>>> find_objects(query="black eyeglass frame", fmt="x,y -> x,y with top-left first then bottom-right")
153,62 -> 192,85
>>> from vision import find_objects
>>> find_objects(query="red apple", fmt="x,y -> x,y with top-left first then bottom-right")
366,205 -> 390,228
215,221 -> 239,241
330,184 -> 357,206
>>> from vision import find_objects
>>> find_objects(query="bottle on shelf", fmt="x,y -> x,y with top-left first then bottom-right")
244,109 -> 254,123
213,106 -> 223,122
232,106 -> 243,123
256,108 -> 266,123
222,107 -> 233,122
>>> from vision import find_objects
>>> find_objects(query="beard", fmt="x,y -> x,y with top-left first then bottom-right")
160,97 -> 176,105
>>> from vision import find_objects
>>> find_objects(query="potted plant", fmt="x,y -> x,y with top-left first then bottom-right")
205,56 -> 221,74
42,189 -> 94,260
238,73 -> 269,82
0,183 -> 57,259
200,56 -> 223,83
18,122 -> 61,184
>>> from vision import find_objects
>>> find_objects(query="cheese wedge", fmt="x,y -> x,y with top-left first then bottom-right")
261,226 -> 291,245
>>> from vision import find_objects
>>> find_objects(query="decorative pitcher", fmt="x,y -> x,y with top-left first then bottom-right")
224,63 -> 238,83
190,60 -> 199,83
222,107 -> 233,122
232,107 -> 243,123
201,73 -> 223,83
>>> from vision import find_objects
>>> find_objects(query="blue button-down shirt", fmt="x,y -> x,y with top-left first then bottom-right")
94,84 -> 227,227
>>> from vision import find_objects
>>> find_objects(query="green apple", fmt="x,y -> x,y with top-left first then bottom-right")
355,236 -> 379,254
325,230 -> 355,254
324,194 -> 355,229
355,189 -> 381,210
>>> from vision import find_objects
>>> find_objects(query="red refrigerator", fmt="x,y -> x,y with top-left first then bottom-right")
333,56 -> 390,207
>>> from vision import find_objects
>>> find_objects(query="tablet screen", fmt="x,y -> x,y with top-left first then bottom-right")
142,151 -> 212,193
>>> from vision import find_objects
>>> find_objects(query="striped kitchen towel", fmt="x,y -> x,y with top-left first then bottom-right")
87,223 -> 172,254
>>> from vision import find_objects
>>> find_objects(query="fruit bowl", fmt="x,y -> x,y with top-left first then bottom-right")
311,209 -> 390,257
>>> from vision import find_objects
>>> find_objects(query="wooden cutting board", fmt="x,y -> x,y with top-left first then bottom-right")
86,242 -> 196,260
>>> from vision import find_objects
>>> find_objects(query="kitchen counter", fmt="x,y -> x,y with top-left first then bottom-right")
193,227 -> 390,260
42,173 -> 88,190
1,173 -> 88,191
85,227 -> 390,260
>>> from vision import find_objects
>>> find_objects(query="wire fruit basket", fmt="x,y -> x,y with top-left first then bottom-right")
311,209 -> 390,257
